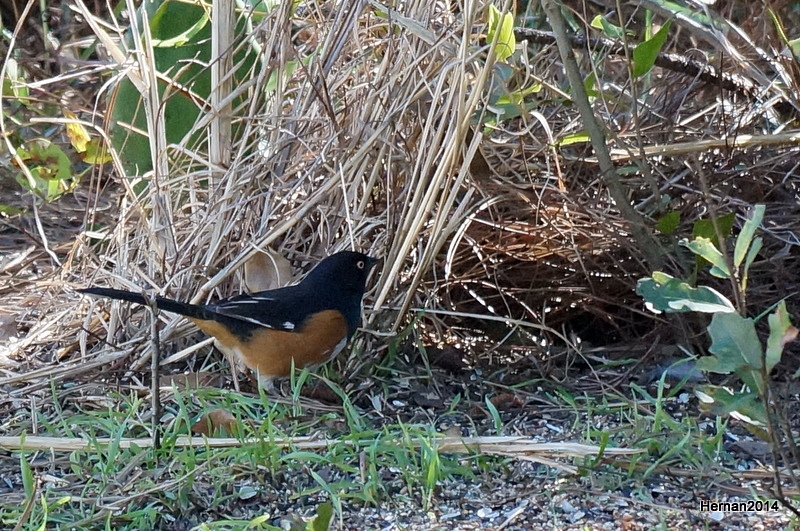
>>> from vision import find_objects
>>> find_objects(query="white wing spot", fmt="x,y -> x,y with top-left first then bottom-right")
215,311 -> 275,329
282,321 -> 295,331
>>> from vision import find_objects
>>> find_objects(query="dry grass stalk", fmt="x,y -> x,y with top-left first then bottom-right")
0,434 -> 644,475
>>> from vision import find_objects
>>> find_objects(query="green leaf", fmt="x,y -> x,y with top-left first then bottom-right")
25,140 -> 72,181
110,0 -> 262,176
692,213 -> 736,244
484,394 -> 503,434
733,204 -> 765,268
696,385 -> 767,427
308,502 -> 334,531
656,1 -> 712,25
633,20 -> 671,77
636,272 -> 736,314
739,235 -> 762,292
150,1 -> 210,47
495,83 -> 542,106
485,99 -> 538,124
82,139 -> 113,165
15,139 -> 75,201
766,301 -> 797,374
2,57 -> 29,100
590,15 -> 625,39
20,450 -> 34,498
705,313 -> 763,374
682,237 -> 730,278
0,204 -> 25,216
583,71 -> 598,98
487,5 -> 516,62
556,132 -> 590,147
656,210 -> 680,235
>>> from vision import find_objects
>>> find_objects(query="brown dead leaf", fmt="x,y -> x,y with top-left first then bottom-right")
488,393 -> 523,411
782,326 -> 799,348
244,248 -> 292,292
191,408 -> 240,437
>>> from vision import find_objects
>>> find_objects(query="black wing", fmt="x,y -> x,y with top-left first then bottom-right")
209,284 -> 328,332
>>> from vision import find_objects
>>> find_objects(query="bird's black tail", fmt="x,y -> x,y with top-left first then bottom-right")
78,287 -> 218,321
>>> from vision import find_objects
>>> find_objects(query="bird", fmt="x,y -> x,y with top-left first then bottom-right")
79,251 -> 377,389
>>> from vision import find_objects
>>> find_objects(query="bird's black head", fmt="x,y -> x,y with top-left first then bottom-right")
298,251 -> 377,336
303,251 -> 377,296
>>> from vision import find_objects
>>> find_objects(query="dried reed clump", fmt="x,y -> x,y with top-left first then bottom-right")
40,0 -> 498,387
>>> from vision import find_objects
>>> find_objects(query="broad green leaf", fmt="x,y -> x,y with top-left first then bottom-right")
309,502 -> 334,531
82,139 -> 113,165
656,210 -> 680,235
150,1 -> 210,47
657,1 -> 713,25
706,312 -> 763,372
766,301 -> 797,374
787,38 -> 800,59
486,80 -> 540,123
110,0 -> 262,176
19,139 -> 73,181
733,204 -> 765,268
485,100 -> 538,124
13,139 -> 77,201
487,5 -> 515,62
633,20 -> 671,78
695,385 -> 767,427
682,237 -> 730,277
636,272 -> 735,314
495,83 -> 542,106
692,212 -> 736,245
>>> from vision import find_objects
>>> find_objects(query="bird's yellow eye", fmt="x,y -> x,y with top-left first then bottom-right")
357,260 -> 365,269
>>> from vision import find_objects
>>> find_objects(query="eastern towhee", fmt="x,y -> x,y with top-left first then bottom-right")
79,251 -> 377,388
